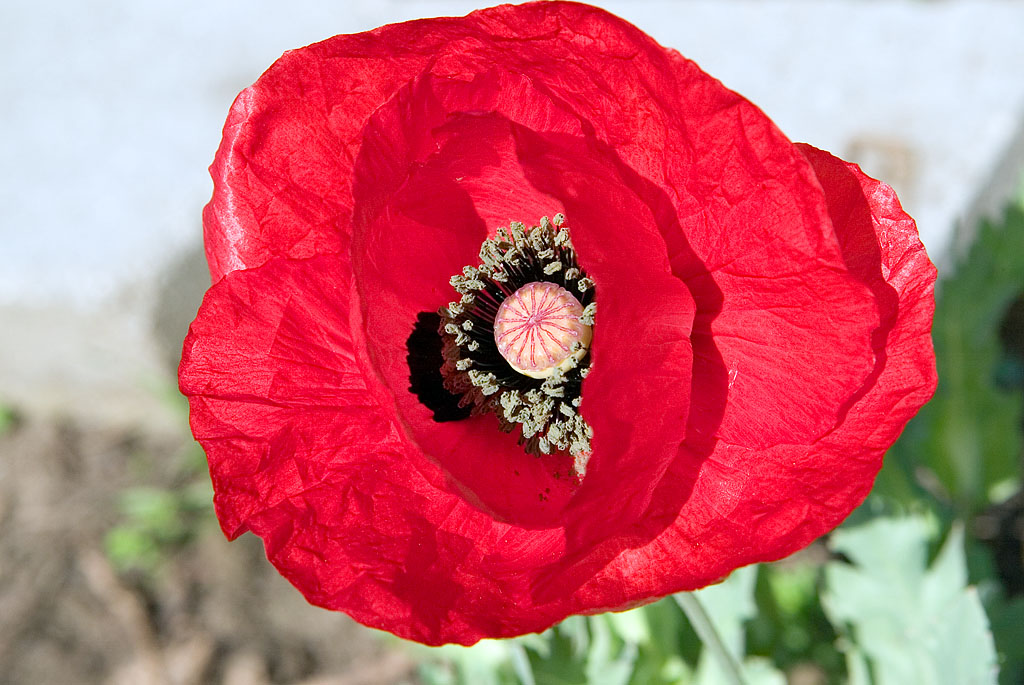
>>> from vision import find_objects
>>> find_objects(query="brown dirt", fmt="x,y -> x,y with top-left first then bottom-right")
0,412 -> 419,685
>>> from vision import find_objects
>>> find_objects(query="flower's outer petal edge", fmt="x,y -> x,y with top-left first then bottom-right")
570,145 -> 937,610
179,254 -> 402,539
202,74 -> 353,283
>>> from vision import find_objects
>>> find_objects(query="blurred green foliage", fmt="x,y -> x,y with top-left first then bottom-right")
748,562 -> 843,676
105,480 -> 213,573
420,517 -> 995,684
0,404 -> 20,437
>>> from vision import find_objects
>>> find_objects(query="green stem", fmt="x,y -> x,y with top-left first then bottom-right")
674,592 -> 747,685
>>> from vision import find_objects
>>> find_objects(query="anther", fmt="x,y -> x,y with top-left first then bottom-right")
435,215 -> 596,468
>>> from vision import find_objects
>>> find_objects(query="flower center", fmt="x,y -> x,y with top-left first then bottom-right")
435,214 -> 597,474
494,281 -> 593,379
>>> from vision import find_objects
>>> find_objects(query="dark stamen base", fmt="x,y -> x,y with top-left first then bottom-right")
406,312 -> 473,423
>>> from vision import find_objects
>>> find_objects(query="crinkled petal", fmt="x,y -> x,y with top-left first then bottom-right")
571,146 -> 937,608
180,255 -> 533,642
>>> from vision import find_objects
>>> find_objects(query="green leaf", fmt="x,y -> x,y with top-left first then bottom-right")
606,605 -> 651,646
824,516 -> 998,685
843,643 -> 872,685
104,526 -> 161,571
692,565 -> 758,655
508,643 -> 536,685
418,661 -> 457,685
516,631 -> 553,661
739,658 -> 789,685
560,615 -> 590,660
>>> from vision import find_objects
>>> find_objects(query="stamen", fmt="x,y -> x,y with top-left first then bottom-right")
543,261 -> 562,275
436,216 -> 597,475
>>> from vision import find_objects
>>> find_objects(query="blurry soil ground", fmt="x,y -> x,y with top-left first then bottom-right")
0,412 -> 418,685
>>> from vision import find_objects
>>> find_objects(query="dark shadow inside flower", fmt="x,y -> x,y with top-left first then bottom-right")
405,311 -> 472,423
796,145 -> 901,425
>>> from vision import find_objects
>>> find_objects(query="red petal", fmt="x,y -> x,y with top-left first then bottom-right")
203,16 -> 464,281
572,145 -> 937,607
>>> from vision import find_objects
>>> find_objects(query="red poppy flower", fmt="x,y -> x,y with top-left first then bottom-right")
180,1 -> 937,645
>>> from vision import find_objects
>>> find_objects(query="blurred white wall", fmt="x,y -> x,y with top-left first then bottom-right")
3,0 -> 1024,426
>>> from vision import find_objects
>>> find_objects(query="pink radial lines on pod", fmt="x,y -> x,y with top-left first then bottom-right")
493,281 -> 593,379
